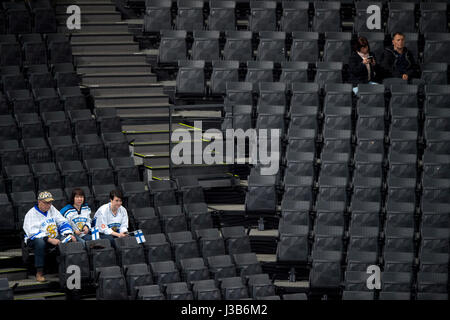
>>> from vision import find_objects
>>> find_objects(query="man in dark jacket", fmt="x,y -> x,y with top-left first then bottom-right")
380,32 -> 421,81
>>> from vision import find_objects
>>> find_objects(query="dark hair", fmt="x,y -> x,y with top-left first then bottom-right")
353,36 -> 370,52
392,32 -> 405,39
70,188 -> 85,206
110,189 -> 123,201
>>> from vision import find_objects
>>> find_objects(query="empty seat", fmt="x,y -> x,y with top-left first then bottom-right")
344,271 -> 373,292
8,90 -> 35,114
279,62 -> 308,87
282,293 -> 308,300
158,30 -> 187,64
58,87 -> 87,111
387,2 -> 416,34
210,60 -> 239,95
342,291 -> 375,300
31,162 -> 63,191
33,88 -> 62,114
0,139 -> 26,167
0,115 -> 18,140
232,253 -> 262,277
11,190 -> 36,228
149,260 -> 181,285
383,251 -> 415,272
249,1 -> 276,32
58,160 -> 89,188
76,134 -> 106,160
148,180 -> 178,208
144,0 -> 172,33
102,132 -> 130,159
168,231 -> 200,265
381,272 -> 413,293
4,164 -> 34,193
280,199 -> 310,227
135,284 -> 165,300
132,207 -> 160,235
315,62 -> 343,88
207,255 -> 236,281
158,205 -> 187,233
176,0 -> 203,31
96,266 -> 127,300
257,31 -> 286,62
346,250 -> 378,272
416,292 -> 448,301
312,1 -> 341,33
384,226 -> 415,254
281,1 -> 309,32
176,60 -> 205,95
245,174 -> 277,215
123,263 -> 153,298
309,250 -> 342,290
3,2 -> 31,34
86,239 -> 117,279
424,33 -> 450,64
192,31 -> 220,61
46,34 -> 72,64
21,34 -> 47,66
290,82 -> 320,107
122,181 -> 151,210
323,32 -> 352,64
41,111 -> 71,137
184,202 -> 213,231
22,138 -> 52,164
223,31 -> 253,61
84,158 -> 115,187
0,194 -> 14,231
180,257 -> 209,283
143,233 -> 172,263
94,108 -> 122,134
114,237 -> 146,266
276,224 -> 309,263
222,226 -> 252,255
0,93 -> 8,115
245,61 -> 274,91
48,136 -> 78,162
165,282 -> 194,300
110,157 -> 140,185
417,272 -> 449,294
220,277 -> 248,300
224,82 -> 253,113
192,279 -> 221,300
195,228 -> 225,258
422,63 -> 448,86
208,0 -> 235,31
290,32 -> 319,63
29,72 -> 54,90
30,0 -> 56,33
68,109 -> 97,136
420,2 -> 448,34
247,274 -> 275,299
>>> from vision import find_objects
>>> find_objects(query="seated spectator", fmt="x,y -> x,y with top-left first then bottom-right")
380,32 -> 421,84
349,36 -> 379,93
23,191 -> 76,282
60,188 -> 92,245
93,189 -> 129,247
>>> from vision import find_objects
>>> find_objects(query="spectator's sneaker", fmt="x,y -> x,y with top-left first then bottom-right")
36,272 -> 46,282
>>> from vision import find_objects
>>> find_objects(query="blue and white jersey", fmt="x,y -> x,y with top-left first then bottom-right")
60,204 -> 92,234
23,204 -> 73,243
94,203 -> 128,235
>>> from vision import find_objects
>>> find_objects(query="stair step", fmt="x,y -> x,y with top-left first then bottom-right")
57,0 -> 114,3
57,12 -> 122,23
75,53 -> 147,64
82,73 -> 157,85
14,291 -> 66,300
9,274 -> 61,294
72,43 -> 139,53
58,23 -> 129,33
91,86 -> 163,96
56,4 -> 117,13
71,34 -> 134,43
141,155 -> 170,167
0,268 -> 28,281
78,64 -> 152,74
96,98 -> 169,109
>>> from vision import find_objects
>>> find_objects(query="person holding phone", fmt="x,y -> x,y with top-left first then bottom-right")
349,36 -> 379,93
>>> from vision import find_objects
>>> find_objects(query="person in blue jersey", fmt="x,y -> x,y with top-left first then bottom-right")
93,189 -> 129,247
60,188 -> 92,245
23,191 -> 76,282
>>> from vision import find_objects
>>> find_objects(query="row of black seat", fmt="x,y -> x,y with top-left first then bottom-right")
144,0 -> 449,34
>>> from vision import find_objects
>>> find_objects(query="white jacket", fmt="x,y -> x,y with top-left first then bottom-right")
23,204 -> 73,243
94,203 -> 128,235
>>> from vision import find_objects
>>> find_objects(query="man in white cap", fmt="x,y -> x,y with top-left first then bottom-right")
23,191 -> 76,282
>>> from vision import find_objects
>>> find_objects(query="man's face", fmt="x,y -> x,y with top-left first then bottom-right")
110,196 -> 122,211
38,200 -> 52,212
392,35 -> 405,51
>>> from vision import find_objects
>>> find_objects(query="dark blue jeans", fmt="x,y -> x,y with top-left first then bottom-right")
99,234 -> 117,248
28,237 -> 61,271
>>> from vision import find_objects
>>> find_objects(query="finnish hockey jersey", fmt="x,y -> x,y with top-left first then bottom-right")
23,204 -> 73,243
94,203 -> 128,235
60,204 -> 92,236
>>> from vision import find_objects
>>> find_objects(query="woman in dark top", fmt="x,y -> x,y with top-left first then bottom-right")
349,36 -> 379,93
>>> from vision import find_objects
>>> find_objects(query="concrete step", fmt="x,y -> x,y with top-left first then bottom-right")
57,12 -> 122,23
140,155 -> 170,167
9,274 -> 61,294
95,95 -> 169,108
133,141 -> 171,154
75,52 -> 147,64
58,23 -> 129,33
78,64 -> 152,74
82,72 -> 157,85
71,34 -> 134,43
14,291 -> 66,300
123,123 -> 188,142
72,42 -> 140,54
0,268 -> 28,281
91,85 -> 163,96
56,4 -> 117,13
